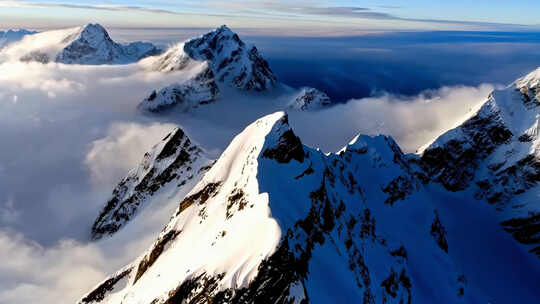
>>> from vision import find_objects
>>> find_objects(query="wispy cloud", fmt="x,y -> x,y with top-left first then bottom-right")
0,0 -> 190,16
209,0 -> 531,29
0,0 -> 534,32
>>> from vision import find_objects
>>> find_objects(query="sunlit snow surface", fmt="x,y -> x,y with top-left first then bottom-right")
0,25 -> 538,304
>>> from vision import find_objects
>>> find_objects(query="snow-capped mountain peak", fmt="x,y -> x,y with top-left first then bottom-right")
418,68 -> 540,261
288,87 -> 332,111
138,65 -> 220,113
1,23 -> 160,64
515,67 -> 540,110
80,111 -> 471,303
516,67 -> 540,90
0,29 -> 36,49
77,23 -> 112,46
152,25 -> 277,91
56,23 -> 160,64
91,127 -> 213,240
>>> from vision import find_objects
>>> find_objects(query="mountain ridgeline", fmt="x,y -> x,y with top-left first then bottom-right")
14,23 -> 160,64
139,25 -> 279,112
82,68 -> 540,303
0,29 -> 37,49
3,23 -> 331,114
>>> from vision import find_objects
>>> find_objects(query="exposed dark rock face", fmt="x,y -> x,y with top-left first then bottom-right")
501,213 -> 540,257
382,176 -> 415,206
176,182 -> 222,217
163,273 -> 226,304
418,78 -> 540,261
159,241 -> 304,304
226,189 -> 248,219
518,85 -> 540,109
262,129 -> 305,164
139,67 -> 219,113
475,155 -> 540,206
91,128 -> 212,240
288,87 -> 332,111
380,268 -> 412,304
421,109 -> 512,192
457,274 -> 467,297
80,268 -> 132,303
154,25 -> 276,91
134,229 -> 181,284
262,116 -> 305,164
431,211 -> 449,253
55,23 -> 160,65
295,162 -> 315,179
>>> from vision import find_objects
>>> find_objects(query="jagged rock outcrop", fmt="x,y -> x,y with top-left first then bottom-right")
10,23 -> 160,65
420,67 -> 540,256
138,66 -> 219,112
288,87 -> 332,111
421,68 -> 540,200
91,127 -> 213,240
81,69 -> 540,303
56,24 -> 160,64
152,25 -> 276,91
81,112 -> 462,304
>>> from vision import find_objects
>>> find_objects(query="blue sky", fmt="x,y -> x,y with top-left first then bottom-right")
1,0 -> 539,34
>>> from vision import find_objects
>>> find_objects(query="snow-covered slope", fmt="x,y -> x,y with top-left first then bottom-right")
79,66 -> 540,304
421,67 -> 539,199
56,24 -> 160,64
151,25 -> 276,91
80,112 -> 478,304
136,25 -> 282,113
138,66 -> 219,113
1,24 -> 160,64
420,67 -> 540,256
288,87 -> 332,111
0,29 -> 36,49
91,127 -> 213,240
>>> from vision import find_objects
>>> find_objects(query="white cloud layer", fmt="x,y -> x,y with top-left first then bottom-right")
289,84 -> 496,153
86,122 -> 177,187
0,32 -> 499,303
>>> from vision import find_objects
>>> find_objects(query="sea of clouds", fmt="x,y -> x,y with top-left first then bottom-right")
0,32 -> 502,303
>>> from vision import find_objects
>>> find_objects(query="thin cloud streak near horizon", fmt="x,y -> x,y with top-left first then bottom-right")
0,0 -> 538,34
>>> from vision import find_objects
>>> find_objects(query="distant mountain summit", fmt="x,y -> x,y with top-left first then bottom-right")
138,66 -> 220,113
419,67 -> 540,257
0,29 -> 36,48
138,25 -> 277,113
153,25 -> 277,91
288,87 -> 332,111
56,23 -> 160,64
10,23 -> 160,64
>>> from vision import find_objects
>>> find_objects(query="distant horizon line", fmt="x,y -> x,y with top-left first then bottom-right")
3,24 -> 540,39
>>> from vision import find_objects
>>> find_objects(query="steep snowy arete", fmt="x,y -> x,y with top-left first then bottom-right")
91,127 -> 213,240
81,112 -> 470,304
420,67 -> 540,256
